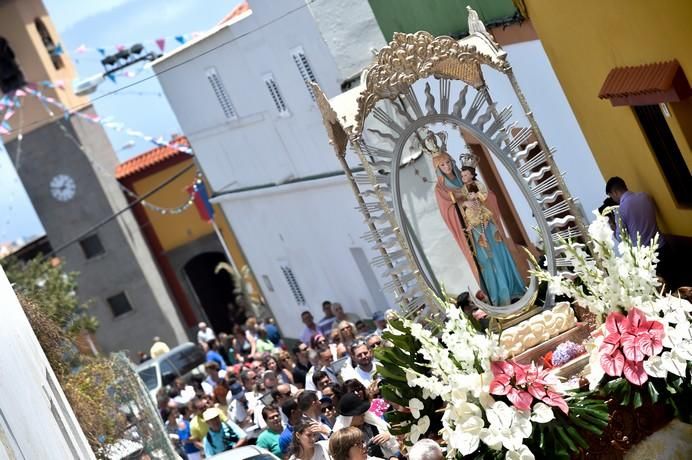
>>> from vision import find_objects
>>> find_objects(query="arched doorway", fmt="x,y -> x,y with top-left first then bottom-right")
183,252 -> 236,334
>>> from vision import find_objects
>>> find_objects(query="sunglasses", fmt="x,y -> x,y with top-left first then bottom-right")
321,405 -> 335,413
369,341 -> 382,348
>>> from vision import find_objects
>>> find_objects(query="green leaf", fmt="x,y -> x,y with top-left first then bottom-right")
577,413 -> 609,429
569,416 -> 606,435
566,426 -> 589,449
633,390 -> 643,409
380,386 -> 407,407
555,426 -> 576,452
377,364 -> 408,383
384,410 -> 415,425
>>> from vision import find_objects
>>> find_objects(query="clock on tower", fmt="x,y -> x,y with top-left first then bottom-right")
49,174 -> 76,202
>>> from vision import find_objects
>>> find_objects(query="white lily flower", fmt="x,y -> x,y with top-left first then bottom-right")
530,402 -> 555,424
409,398 -> 424,419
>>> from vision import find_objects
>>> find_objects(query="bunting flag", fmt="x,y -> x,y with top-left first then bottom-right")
69,32 -> 199,55
155,38 -> 166,52
37,66 -> 146,90
106,74 -> 117,84
14,86 -> 194,155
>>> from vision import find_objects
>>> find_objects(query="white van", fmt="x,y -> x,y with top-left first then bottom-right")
136,342 -> 206,400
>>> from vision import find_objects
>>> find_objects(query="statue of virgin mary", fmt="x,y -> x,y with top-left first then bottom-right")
426,131 -> 525,305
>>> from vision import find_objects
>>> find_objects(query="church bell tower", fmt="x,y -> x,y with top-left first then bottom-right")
0,0 -> 189,354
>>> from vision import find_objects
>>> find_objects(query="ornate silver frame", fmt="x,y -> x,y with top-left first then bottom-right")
312,18 -> 586,319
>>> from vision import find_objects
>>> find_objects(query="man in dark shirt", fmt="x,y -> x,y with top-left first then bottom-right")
606,176 -> 673,284
606,177 -> 663,248
291,342 -> 311,388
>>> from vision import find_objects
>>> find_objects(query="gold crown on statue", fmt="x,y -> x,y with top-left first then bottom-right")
420,130 -> 448,157
459,152 -> 479,169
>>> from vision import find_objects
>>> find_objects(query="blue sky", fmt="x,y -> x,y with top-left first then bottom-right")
1,0 -> 239,243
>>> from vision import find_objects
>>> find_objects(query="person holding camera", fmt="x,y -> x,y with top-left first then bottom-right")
332,393 -> 399,460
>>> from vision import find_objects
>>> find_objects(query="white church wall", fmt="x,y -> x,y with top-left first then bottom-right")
0,267 -> 94,459
214,175 -> 393,339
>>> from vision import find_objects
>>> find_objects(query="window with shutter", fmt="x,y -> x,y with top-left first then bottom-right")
263,73 -> 289,116
291,46 -> 317,101
280,265 -> 305,304
205,67 -> 237,120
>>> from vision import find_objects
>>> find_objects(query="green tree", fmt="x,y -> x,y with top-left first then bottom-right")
2,256 -> 98,335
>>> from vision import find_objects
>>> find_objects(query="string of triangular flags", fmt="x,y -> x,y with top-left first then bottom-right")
0,86 -> 192,155
36,65 -> 147,89
49,31 -> 204,58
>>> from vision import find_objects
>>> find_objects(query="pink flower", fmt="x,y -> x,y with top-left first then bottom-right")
489,360 -> 568,414
598,308 -> 665,386
369,398 -> 389,418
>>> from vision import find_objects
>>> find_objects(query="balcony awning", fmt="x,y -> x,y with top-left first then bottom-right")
598,60 -> 692,106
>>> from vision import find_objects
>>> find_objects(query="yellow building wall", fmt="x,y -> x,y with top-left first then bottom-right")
523,0 -> 692,236
0,0 -> 89,141
129,160 -> 252,275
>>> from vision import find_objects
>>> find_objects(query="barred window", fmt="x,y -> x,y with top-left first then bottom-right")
206,67 -> 237,120
263,73 -> 289,116
291,46 -> 317,101
280,265 -> 305,304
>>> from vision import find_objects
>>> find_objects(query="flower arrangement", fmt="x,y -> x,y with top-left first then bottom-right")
375,208 -> 692,459
375,298 -> 609,460
532,211 -> 692,422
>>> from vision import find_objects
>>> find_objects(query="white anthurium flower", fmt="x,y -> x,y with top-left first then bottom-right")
663,322 -> 692,362
506,444 -> 536,460
448,401 -> 481,421
479,391 -> 496,410
405,368 -> 421,387
409,398 -> 424,419
409,415 -> 430,444
530,402 -> 555,424
480,401 -> 533,452
449,417 -> 484,456
643,355 -> 668,379
585,336 -> 605,391
660,350 -> 688,377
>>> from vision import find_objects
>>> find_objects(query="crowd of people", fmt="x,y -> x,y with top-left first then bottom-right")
150,301 -> 442,460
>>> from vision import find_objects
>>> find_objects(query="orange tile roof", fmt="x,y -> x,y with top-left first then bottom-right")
218,1 -> 251,25
116,136 -> 190,180
599,60 -> 683,99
